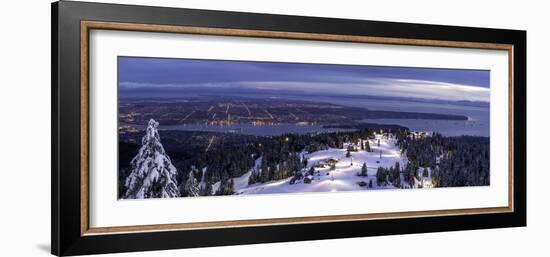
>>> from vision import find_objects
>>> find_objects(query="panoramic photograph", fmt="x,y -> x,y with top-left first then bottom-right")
117,56 -> 490,199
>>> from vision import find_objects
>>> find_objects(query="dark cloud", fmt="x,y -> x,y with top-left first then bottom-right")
118,56 -> 490,101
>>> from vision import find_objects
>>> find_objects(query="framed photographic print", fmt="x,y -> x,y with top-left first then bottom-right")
51,1 -> 526,256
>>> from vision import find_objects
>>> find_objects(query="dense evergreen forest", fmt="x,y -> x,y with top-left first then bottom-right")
394,131 -> 490,188
119,128 -> 378,197
118,125 -> 490,198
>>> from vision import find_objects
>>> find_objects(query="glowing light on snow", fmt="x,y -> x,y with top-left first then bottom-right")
231,133 -> 437,195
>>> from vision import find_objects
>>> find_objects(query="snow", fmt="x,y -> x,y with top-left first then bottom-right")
122,120 -> 437,199
182,171 -> 200,197
233,133 -> 411,195
211,181 -> 221,195
198,167 -> 208,188
233,157 -> 263,190
123,119 -> 179,199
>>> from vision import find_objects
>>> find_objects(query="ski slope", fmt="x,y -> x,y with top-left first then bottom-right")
233,133 -> 413,195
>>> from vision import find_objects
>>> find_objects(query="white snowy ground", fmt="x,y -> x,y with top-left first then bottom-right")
224,133 -> 431,196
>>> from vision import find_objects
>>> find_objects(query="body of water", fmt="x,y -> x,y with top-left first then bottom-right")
360,118 -> 487,137
129,95 -> 489,137
295,96 -> 490,137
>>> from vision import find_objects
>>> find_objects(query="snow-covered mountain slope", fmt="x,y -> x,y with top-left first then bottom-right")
233,133 -> 415,195
123,119 -> 179,199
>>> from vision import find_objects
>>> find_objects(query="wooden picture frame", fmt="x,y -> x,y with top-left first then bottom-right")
52,1 -> 526,256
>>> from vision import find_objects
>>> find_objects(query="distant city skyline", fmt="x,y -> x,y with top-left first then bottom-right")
118,56 -> 490,102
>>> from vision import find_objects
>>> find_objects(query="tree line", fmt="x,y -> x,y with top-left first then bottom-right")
119,128 -> 380,197
395,131 -> 490,188
119,126 -> 489,198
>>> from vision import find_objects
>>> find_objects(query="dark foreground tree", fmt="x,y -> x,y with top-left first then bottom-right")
358,163 -> 368,177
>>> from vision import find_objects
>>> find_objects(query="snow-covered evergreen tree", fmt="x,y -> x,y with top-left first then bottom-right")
199,180 -> 213,196
123,119 -> 179,199
181,171 -> 200,197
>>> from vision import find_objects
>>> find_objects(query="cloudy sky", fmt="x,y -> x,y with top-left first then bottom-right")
118,56 -> 490,102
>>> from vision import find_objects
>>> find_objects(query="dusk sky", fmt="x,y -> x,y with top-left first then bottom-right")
118,57 -> 490,102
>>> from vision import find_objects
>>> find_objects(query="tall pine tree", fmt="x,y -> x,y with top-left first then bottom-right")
181,170 -> 200,197
124,119 -> 179,199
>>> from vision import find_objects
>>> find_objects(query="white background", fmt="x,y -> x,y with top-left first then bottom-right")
89,30 -> 509,227
0,0 -> 547,256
